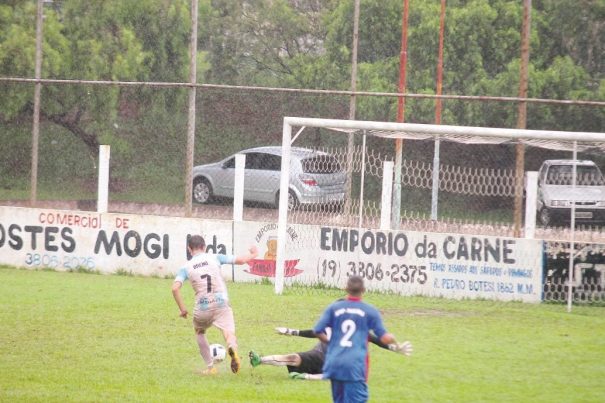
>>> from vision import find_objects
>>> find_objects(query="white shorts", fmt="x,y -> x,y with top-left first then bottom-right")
193,306 -> 235,334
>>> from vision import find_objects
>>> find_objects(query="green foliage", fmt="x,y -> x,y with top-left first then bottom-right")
314,0 -> 603,129
0,0 -> 192,158
0,0 -> 603,207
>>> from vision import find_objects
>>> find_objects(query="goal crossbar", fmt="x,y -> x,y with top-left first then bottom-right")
283,117 -> 605,143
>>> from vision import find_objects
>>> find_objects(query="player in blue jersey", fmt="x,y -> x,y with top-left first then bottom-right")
313,275 -> 397,403
171,235 -> 258,375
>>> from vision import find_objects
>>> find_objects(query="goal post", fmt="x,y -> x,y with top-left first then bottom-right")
274,116 -> 605,297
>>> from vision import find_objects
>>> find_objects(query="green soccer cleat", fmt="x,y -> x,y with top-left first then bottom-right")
289,372 -> 307,380
248,350 -> 261,367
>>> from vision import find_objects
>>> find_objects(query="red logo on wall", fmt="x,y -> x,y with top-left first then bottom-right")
245,258 -> 303,277
245,225 -> 303,278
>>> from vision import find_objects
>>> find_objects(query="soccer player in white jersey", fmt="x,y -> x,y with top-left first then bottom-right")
171,235 -> 258,375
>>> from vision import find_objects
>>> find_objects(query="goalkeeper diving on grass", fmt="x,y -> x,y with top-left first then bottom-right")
248,326 -> 412,380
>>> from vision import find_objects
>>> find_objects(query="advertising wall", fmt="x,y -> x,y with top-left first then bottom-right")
233,221 -> 544,303
0,206 -> 543,302
0,206 -> 233,278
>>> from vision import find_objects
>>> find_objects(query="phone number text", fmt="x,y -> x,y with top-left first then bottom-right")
319,259 -> 427,284
25,253 -> 96,270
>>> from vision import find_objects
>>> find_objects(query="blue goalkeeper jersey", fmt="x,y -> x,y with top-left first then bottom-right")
313,296 -> 387,382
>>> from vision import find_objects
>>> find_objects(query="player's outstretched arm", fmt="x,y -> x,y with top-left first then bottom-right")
388,341 -> 413,356
369,332 -> 390,350
369,332 -> 412,355
296,329 -> 317,338
275,327 -> 299,336
234,245 -> 259,264
289,372 -> 324,381
275,327 -> 318,338
373,331 -> 413,356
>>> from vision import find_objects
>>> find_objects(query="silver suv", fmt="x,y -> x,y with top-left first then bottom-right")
192,146 -> 346,210
537,159 -> 605,226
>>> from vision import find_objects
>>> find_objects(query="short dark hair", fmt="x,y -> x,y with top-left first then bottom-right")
188,235 -> 206,251
346,275 -> 365,296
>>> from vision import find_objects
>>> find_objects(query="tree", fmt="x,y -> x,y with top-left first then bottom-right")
1,0 -> 602,166
309,0 -> 604,130
0,0 -> 195,156
203,0 -> 336,88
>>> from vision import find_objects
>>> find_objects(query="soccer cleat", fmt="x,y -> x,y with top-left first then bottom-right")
275,327 -> 299,336
228,346 -> 241,374
288,372 -> 307,380
201,367 -> 218,376
248,350 -> 261,367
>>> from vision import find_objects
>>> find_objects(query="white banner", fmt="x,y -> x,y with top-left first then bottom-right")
234,222 -> 544,303
0,206 -> 233,278
0,206 -> 543,302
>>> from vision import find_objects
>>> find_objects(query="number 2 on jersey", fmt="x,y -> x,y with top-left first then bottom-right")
339,319 -> 356,347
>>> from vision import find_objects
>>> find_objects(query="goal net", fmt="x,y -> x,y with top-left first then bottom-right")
273,117 -> 605,304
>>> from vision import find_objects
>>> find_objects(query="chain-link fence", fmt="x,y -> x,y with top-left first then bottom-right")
2,81 -> 605,304
2,79 -> 605,305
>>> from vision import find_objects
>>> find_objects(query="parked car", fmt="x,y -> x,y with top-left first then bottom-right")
536,159 -> 605,226
192,146 -> 347,210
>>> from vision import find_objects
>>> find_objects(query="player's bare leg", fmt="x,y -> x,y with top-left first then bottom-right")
252,353 -> 302,367
196,330 -> 217,375
221,328 -> 241,373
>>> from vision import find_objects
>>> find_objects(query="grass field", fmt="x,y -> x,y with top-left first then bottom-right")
1,266 -> 604,403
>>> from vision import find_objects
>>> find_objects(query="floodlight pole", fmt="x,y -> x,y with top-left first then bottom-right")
184,0 -> 199,217
30,0 -> 45,207
345,0 -> 361,218
392,0 -> 410,229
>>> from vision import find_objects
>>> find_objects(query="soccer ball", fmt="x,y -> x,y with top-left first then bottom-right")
210,343 -> 226,362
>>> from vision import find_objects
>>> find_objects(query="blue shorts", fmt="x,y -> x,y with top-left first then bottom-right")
330,380 -> 368,403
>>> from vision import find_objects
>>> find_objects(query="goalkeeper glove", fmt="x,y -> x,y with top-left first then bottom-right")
289,372 -> 308,380
275,327 -> 299,336
388,341 -> 413,356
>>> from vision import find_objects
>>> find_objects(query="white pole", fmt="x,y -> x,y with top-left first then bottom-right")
431,139 -> 441,220
358,133 -> 367,228
233,154 -> 245,222
566,142 -> 578,312
275,121 -> 292,294
380,161 -> 394,230
97,145 -> 110,213
524,171 -> 538,238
